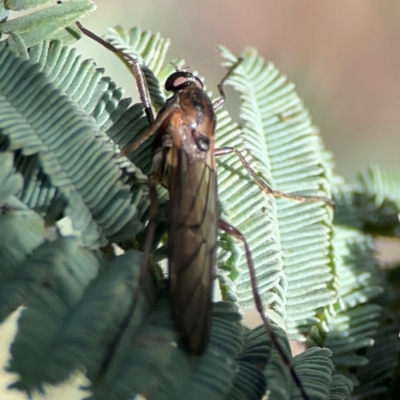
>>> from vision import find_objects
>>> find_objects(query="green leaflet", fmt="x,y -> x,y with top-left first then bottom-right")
3,1 -> 57,11
0,152 -> 23,205
0,0 -> 94,49
0,41 -> 147,247
0,210 -> 46,321
355,164 -> 400,237
7,238 -> 102,377
215,47 -> 336,341
323,176 -> 396,397
357,163 -> 400,208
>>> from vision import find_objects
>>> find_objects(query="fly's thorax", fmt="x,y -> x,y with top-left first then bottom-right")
169,87 -> 215,161
177,85 -> 215,124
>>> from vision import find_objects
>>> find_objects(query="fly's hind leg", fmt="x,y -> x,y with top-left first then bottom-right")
218,219 -> 310,400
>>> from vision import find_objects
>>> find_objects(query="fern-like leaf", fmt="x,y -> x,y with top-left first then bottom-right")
215,46 -> 336,341
0,0 -> 94,49
0,42 -> 147,246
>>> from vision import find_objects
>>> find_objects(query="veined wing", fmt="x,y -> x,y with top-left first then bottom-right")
166,117 -> 218,355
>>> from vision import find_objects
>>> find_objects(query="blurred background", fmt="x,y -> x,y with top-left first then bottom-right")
75,0 -> 400,183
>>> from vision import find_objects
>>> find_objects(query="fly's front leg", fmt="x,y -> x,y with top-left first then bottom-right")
74,21 -> 154,124
215,147 -> 334,206
218,219 -> 310,400
140,150 -> 165,271
75,16 -> 165,257
212,58 -> 244,111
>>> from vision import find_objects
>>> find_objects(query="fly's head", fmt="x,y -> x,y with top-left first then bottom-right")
165,70 -> 204,93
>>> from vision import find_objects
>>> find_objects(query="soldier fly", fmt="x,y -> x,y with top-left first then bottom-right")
76,20 -> 334,400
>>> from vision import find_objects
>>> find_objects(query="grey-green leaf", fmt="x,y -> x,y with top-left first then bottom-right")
0,0 -> 94,47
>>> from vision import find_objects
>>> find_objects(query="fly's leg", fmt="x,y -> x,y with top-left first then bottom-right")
74,21 -> 155,124
92,154 -> 163,379
218,219 -> 310,400
73,18 -> 166,273
140,152 -> 164,269
212,55 -> 333,206
215,147 -> 334,206
74,21 -> 167,156
73,18 -> 162,256
121,105 -> 178,156
212,58 -> 244,111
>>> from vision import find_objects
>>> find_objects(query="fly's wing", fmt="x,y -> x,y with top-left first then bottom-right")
166,117 -> 218,355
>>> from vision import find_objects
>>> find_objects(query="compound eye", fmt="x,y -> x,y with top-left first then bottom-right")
165,71 -> 190,91
195,134 -> 210,152
165,71 -> 204,91
171,75 -> 188,88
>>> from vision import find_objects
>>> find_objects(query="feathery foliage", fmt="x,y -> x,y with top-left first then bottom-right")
0,1 -> 398,399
